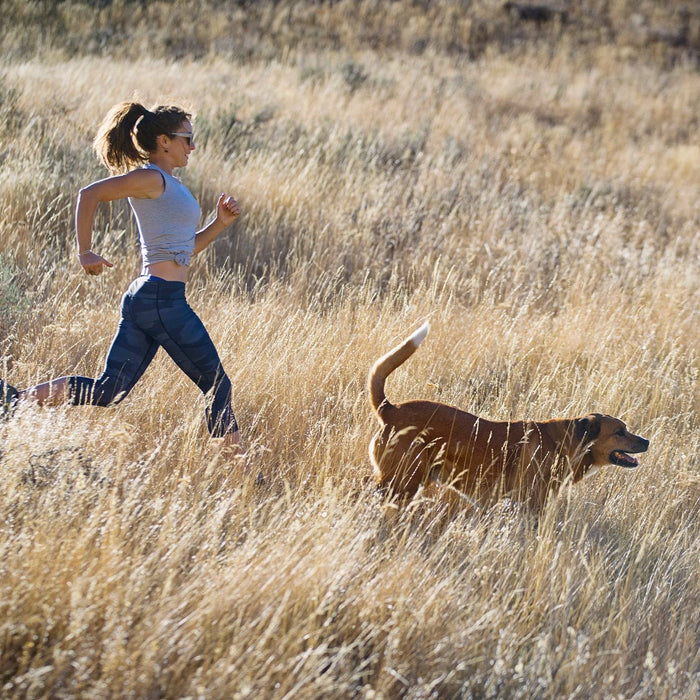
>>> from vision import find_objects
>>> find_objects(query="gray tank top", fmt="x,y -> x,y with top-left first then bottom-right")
128,164 -> 201,267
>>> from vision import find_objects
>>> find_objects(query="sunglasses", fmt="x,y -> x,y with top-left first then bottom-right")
169,132 -> 195,147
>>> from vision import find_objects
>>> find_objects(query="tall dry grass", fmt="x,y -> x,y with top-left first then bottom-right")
1,4 -> 699,698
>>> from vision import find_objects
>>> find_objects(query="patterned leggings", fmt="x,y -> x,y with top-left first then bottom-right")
68,276 -> 238,437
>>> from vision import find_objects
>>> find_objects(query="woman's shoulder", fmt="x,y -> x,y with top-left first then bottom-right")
120,166 -> 166,199
80,167 -> 165,202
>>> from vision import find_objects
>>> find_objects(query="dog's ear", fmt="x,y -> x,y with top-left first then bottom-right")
575,414 -> 601,442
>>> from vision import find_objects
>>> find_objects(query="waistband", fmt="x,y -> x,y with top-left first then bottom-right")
128,275 -> 186,299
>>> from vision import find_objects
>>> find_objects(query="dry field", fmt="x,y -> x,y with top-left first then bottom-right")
1,2 -> 699,698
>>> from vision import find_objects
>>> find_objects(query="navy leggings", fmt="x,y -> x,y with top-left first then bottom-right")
68,276 -> 238,437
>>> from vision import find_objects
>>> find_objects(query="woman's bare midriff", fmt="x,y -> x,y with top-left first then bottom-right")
145,259 -> 189,282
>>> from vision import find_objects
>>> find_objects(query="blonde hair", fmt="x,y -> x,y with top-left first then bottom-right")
93,102 -> 192,173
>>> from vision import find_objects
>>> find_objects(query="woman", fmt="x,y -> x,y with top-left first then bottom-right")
1,101 -> 243,453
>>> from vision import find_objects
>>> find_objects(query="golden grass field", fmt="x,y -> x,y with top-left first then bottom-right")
1,1 -> 699,698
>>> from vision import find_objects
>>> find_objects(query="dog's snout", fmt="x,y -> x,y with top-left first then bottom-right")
626,432 -> 649,453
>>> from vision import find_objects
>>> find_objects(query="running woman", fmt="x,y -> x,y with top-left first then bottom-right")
1,101 -> 243,453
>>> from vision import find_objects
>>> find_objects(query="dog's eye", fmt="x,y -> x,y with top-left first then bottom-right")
615,429 -> 626,437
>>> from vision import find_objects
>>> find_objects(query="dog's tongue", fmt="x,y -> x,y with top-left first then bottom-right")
611,450 -> 638,467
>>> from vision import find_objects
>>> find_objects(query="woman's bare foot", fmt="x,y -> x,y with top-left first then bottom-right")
222,430 -> 247,459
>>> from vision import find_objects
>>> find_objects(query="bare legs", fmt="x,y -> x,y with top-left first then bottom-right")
17,378 -> 71,406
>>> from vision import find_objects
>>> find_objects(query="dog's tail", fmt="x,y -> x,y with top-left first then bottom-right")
369,321 -> 429,422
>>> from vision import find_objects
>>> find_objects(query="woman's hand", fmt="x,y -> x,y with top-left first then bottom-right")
79,250 -> 114,276
192,193 -> 242,256
216,193 -> 241,227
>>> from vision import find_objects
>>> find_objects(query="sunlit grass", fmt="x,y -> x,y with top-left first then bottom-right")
1,9 -> 698,697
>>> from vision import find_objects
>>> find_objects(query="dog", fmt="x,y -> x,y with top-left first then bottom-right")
368,322 -> 649,511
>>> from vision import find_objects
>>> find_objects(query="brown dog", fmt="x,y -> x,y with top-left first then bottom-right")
369,322 -> 649,510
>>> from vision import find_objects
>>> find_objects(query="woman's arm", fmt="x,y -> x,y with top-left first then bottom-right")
192,193 -> 241,256
76,169 -> 164,276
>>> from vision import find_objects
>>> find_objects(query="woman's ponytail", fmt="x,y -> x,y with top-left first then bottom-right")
93,101 -> 192,173
93,102 -> 149,173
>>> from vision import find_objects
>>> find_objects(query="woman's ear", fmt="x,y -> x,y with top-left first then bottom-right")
157,133 -> 170,153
